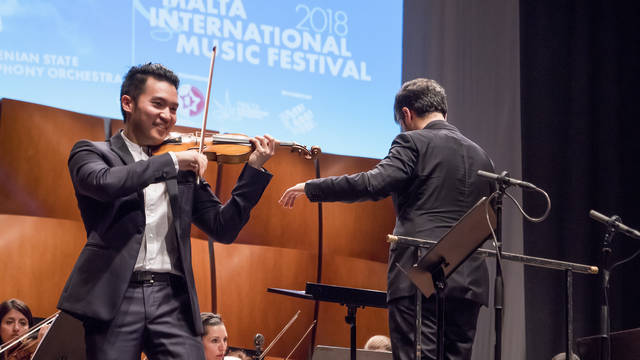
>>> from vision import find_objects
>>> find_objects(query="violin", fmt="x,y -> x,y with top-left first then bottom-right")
5,337 -> 39,360
171,46 -> 320,167
151,132 -> 321,165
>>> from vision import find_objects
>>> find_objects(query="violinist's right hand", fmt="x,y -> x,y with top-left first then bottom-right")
174,150 -> 208,177
37,324 -> 50,341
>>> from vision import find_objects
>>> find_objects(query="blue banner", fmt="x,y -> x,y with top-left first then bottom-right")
0,0 -> 403,158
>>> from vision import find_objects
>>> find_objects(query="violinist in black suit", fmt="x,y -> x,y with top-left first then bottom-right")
57,63 -> 276,360
279,78 -> 495,360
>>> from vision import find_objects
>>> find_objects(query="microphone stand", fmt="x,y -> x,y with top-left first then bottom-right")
599,217 -> 617,360
492,172 -> 508,360
590,209 -> 640,360
478,169 -> 550,360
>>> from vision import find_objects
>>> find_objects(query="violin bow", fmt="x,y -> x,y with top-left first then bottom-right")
284,320 -> 316,360
258,310 -> 301,360
199,46 -> 217,155
195,46 -> 217,183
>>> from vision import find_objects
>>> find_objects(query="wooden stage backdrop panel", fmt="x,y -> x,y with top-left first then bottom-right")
317,153 -> 395,263
313,153 -> 395,347
216,147 -> 320,252
214,243 -> 318,359
314,255 -> 389,349
0,99 -> 105,221
0,214 -> 86,317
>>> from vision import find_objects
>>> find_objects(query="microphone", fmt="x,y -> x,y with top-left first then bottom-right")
589,210 -> 640,240
254,333 -> 265,354
477,170 -> 538,190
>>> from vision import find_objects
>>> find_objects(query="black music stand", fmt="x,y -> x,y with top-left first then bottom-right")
397,197 -> 496,360
31,311 -> 86,360
268,282 -> 387,360
390,236 -> 598,360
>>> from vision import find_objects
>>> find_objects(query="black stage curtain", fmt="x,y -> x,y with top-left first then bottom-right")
520,1 -> 640,359
403,0 -> 524,358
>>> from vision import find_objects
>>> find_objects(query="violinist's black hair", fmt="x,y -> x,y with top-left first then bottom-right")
119,63 -> 180,122
393,78 -> 447,125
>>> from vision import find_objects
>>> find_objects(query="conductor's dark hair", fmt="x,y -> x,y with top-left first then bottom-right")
120,63 -> 180,122
394,78 -> 447,124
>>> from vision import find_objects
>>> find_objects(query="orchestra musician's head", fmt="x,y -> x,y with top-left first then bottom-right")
394,78 -> 448,132
120,63 -> 180,146
0,298 -> 33,345
201,312 -> 228,360
364,334 -> 392,352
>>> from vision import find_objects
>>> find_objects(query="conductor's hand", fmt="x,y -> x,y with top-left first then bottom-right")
279,182 -> 307,209
174,150 -> 208,178
248,134 -> 277,170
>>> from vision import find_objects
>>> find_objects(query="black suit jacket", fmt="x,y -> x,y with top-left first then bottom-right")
305,121 -> 494,305
57,132 -> 271,333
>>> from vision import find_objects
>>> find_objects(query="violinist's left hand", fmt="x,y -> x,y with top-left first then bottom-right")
279,182 -> 307,208
248,134 -> 277,169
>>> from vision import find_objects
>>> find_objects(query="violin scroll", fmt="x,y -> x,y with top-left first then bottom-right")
289,143 -> 321,160
254,333 -> 265,355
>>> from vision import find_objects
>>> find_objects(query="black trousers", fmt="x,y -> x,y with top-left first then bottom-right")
388,294 -> 481,360
83,276 -> 205,360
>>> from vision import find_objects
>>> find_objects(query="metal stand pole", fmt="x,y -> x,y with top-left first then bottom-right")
494,178 -> 507,360
416,291 -> 422,360
345,305 -> 357,360
434,268 -> 446,360
566,269 -> 574,360
599,219 -> 616,360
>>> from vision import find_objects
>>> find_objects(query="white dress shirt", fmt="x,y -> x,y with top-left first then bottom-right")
122,132 -> 179,274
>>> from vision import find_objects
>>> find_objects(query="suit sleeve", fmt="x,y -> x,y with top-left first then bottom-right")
192,164 -> 272,244
305,132 -> 419,203
68,140 -> 177,202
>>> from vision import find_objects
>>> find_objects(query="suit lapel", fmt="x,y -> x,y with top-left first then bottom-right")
110,131 -> 136,165
166,176 -> 181,238
165,175 -> 184,273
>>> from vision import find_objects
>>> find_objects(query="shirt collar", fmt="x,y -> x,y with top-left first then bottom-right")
120,130 -> 149,159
